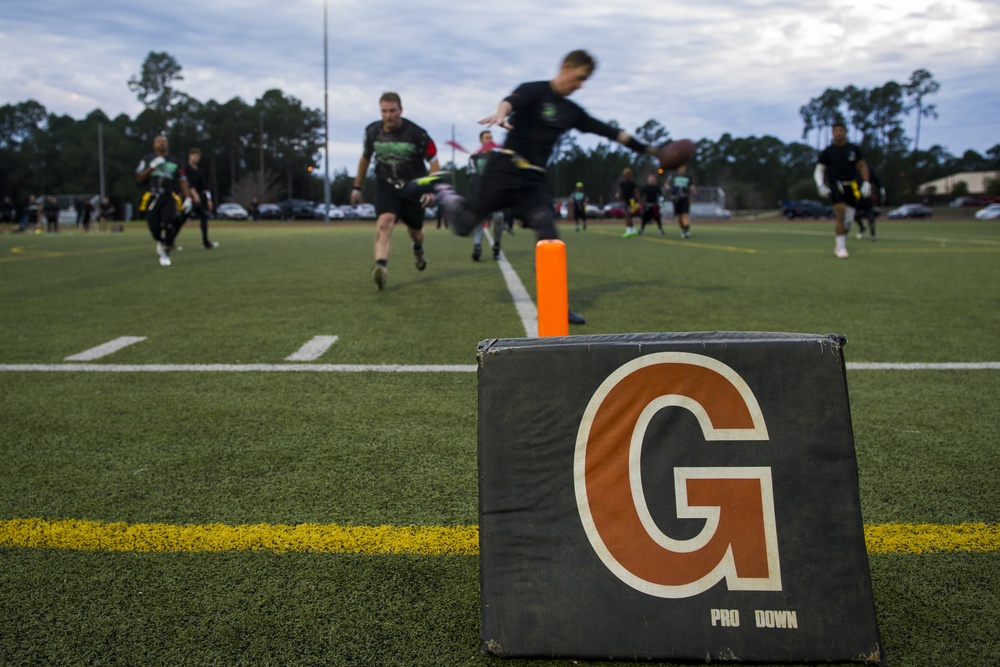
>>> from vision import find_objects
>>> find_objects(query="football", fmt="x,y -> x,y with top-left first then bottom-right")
657,139 -> 696,170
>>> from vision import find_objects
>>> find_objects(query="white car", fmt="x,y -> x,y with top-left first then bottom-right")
313,203 -> 345,220
216,203 -> 249,220
354,203 -> 376,219
974,203 -> 1000,220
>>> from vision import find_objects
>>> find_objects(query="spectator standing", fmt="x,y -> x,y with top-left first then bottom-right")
0,196 -> 16,232
183,148 -> 219,249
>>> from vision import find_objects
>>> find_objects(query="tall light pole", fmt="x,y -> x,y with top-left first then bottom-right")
322,0 -> 332,223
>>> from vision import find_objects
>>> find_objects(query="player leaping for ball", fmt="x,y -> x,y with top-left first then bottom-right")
405,50 -> 688,323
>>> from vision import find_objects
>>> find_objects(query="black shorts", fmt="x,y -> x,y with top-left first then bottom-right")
374,186 -> 424,230
642,204 -> 660,222
471,154 -> 557,240
831,181 -> 860,207
674,197 -> 690,215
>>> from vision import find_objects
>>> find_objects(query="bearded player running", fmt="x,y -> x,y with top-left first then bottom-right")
814,121 -> 871,259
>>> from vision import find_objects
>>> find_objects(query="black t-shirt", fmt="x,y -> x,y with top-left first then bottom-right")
185,162 -> 208,196
136,153 -> 187,195
640,184 -> 661,204
818,142 -> 865,183
618,179 -> 637,201
504,80 -> 619,168
362,118 -> 437,188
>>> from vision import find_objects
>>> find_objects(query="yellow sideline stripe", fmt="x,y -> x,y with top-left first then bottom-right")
0,519 -> 996,555
0,519 -> 478,555
864,523 -> 1000,554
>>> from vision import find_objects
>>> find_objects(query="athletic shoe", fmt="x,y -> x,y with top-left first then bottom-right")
871,235 -> 877,241
156,241 -> 165,256
568,311 -> 586,325
834,247 -> 850,259
492,245 -> 501,261
681,229 -> 691,239
658,229 -> 665,236
401,171 -> 453,200
856,232 -> 863,240
204,241 -> 219,249
413,245 -> 427,271
472,244 -> 482,261
372,263 -> 387,289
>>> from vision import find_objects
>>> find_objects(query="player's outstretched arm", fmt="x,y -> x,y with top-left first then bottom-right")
614,131 -> 658,157
480,101 -> 513,129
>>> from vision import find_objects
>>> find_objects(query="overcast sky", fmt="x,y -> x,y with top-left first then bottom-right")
3,0 -> 998,174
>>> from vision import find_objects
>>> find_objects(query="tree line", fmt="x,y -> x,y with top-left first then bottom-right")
1,54 -> 997,216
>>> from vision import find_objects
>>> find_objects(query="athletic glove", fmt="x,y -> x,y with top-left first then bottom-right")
149,156 -> 166,169
181,197 -> 193,214
860,181 -> 872,198
818,184 -> 831,198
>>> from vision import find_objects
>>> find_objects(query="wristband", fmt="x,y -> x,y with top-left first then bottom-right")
624,136 -> 650,155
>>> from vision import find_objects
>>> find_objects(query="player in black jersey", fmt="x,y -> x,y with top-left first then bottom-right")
668,164 -> 695,238
407,51 -> 669,323
182,148 -> 218,249
814,121 -> 871,259
136,135 -> 192,267
852,167 -> 884,241
351,92 -> 440,290
637,174 -> 664,236
617,168 -> 639,237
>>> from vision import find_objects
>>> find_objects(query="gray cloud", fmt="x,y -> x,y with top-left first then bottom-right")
2,0 -> 998,172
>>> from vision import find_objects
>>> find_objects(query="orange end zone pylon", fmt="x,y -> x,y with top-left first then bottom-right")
536,239 -> 569,337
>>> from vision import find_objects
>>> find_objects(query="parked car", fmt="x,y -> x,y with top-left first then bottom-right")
781,200 -> 833,219
216,202 -> 249,220
603,201 -> 637,218
313,203 -> 345,220
278,199 -> 316,220
691,203 -> 732,219
257,203 -> 283,219
887,204 -> 933,219
948,196 -> 984,207
974,203 -> 1000,220
337,205 -> 358,220
354,203 -> 376,219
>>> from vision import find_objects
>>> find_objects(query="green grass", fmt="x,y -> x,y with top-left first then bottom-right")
1,217 -> 998,666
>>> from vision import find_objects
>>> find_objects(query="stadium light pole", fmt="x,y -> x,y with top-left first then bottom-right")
322,0 -> 331,223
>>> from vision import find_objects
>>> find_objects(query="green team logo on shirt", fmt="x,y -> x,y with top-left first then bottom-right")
152,162 -> 179,180
542,103 -> 558,122
374,141 -> 419,166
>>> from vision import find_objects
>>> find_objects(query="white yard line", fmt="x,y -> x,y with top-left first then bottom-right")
64,336 -> 147,361
845,362 -> 1000,370
0,364 -> 478,373
285,335 -> 339,361
485,229 -> 538,338
2,362 -> 996,374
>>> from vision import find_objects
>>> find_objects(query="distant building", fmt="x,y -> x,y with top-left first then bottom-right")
919,171 -> 999,196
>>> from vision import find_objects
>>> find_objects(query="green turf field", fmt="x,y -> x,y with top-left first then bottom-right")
1,216 -> 997,666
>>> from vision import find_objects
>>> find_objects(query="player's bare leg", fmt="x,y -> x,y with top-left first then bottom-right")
372,212 -> 396,289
